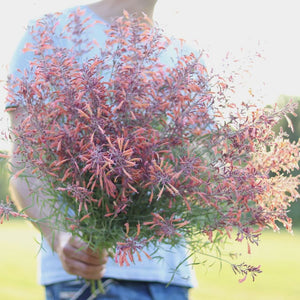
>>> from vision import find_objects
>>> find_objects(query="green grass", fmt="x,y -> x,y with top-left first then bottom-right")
0,220 -> 44,300
1,220 -> 300,300
190,229 -> 300,300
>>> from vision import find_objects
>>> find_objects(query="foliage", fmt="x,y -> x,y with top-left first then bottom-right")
3,8 -> 300,284
272,95 -> 300,226
0,154 -> 27,223
0,153 -> 9,199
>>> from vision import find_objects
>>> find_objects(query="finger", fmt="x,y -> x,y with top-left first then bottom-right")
89,249 -> 109,264
69,237 -> 109,262
84,248 -> 109,265
63,256 -> 106,280
84,246 -> 107,259
69,236 -> 88,251
100,266 -> 106,278
63,243 -> 104,266
100,250 -> 109,265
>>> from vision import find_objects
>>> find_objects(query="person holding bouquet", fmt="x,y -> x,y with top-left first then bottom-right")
7,0 -> 196,299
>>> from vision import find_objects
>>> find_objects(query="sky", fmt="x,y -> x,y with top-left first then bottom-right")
0,0 -> 300,149
156,0 -> 300,100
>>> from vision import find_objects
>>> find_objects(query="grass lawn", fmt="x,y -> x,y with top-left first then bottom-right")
190,229 -> 300,300
0,220 -> 44,300
1,220 -> 299,300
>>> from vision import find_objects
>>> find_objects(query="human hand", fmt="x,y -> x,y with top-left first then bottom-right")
53,231 -> 108,280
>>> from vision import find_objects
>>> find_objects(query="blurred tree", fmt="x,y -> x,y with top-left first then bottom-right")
272,95 -> 300,227
0,153 -> 10,201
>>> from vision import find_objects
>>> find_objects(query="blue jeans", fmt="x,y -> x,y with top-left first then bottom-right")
45,279 -> 189,300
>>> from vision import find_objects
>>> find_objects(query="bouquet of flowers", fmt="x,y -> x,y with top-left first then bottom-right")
4,8 -> 300,286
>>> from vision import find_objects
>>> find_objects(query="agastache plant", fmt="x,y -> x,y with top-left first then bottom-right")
5,7 -> 300,287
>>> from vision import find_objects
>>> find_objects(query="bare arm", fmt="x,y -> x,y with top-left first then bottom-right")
8,107 -> 107,280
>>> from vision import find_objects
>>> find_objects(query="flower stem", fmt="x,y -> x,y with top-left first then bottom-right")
89,279 -> 105,296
